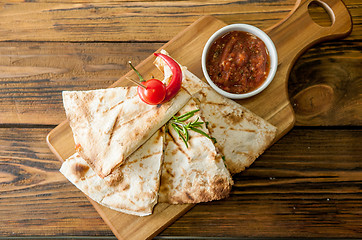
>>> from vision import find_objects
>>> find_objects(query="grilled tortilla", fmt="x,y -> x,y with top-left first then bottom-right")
63,86 -> 190,178
194,84 -> 277,174
158,99 -> 233,204
59,129 -> 165,216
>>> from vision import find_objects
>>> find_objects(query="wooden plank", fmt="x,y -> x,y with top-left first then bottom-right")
0,42 -> 162,125
289,41 -> 362,126
0,127 -> 113,237
0,0 -> 295,42
1,0 -> 360,43
1,127 -> 361,238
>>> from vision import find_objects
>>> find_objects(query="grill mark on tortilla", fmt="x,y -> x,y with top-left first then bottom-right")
114,107 -> 161,131
105,96 -> 134,113
167,131 -> 192,162
127,151 -> 163,164
103,88 -> 133,112
122,184 -> 130,191
224,112 -> 245,124
107,115 -> 120,146
72,163 -> 89,179
185,192 -> 194,201
105,100 -> 125,112
222,127 -> 256,133
124,87 -> 132,99
165,168 -> 175,178
202,101 -> 229,107
233,151 -> 252,157
241,129 -> 257,133
197,90 -> 207,99
78,152 -> 97,174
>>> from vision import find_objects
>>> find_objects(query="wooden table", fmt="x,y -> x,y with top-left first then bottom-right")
0,0 -> 361,239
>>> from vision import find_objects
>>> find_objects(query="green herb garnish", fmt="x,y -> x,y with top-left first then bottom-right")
169,109 -> 215,148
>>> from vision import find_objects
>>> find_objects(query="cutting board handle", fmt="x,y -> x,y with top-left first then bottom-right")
266,0 -> 352,64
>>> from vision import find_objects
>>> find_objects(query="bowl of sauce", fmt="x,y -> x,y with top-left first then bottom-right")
202,24 -> 278,99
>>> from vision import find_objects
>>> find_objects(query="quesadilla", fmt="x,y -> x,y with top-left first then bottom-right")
194,84 -> 277,174
155,51 -> 276,175
158,99 -> 233,204
63,86 -> 190,178
59,129 -> 165,216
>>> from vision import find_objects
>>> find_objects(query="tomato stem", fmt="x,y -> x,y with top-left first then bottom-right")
128,61 -> 145,82
125,77 -> 147,89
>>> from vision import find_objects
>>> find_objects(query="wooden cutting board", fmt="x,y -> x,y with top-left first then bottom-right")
46,0 -> 352,239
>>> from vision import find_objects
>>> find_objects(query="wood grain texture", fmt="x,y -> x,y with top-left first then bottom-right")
0,42 -> 162,125
0,0 -> 294,42
289,40 -> 362,126
1,0 -> 359,42
0,0 -> 361,238
0,127 -> 112,237
1,127 -> 361,238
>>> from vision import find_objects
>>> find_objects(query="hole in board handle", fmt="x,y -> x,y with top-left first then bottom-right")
308,0 -> 334,27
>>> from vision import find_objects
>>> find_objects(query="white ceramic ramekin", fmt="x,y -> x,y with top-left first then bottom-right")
201,24 -> 278,99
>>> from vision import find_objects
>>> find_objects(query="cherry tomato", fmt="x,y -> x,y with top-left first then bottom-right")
137,78 -> 166,105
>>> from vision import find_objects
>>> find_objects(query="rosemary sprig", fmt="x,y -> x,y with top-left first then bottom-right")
169,109 -> 216,148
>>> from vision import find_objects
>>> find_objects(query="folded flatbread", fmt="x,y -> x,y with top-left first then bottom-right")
59,129 -> 165,216
159,99 -> 233,204
63,86 -> 190,178
194,84 -> 277,174
155,51 -> 277,175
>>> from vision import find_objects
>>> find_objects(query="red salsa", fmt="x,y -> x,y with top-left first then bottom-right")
206,31 -> 270,94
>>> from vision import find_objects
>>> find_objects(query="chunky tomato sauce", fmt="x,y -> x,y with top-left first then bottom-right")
206,31 -> 270,94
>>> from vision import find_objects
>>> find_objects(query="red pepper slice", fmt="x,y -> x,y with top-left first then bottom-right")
154,53 -> 182,103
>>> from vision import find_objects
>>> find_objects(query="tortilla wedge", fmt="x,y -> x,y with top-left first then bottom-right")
63,86 -> 190,178
194,83 -> 277,174
59,129 -> 165,216
159,99 -> 233,204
